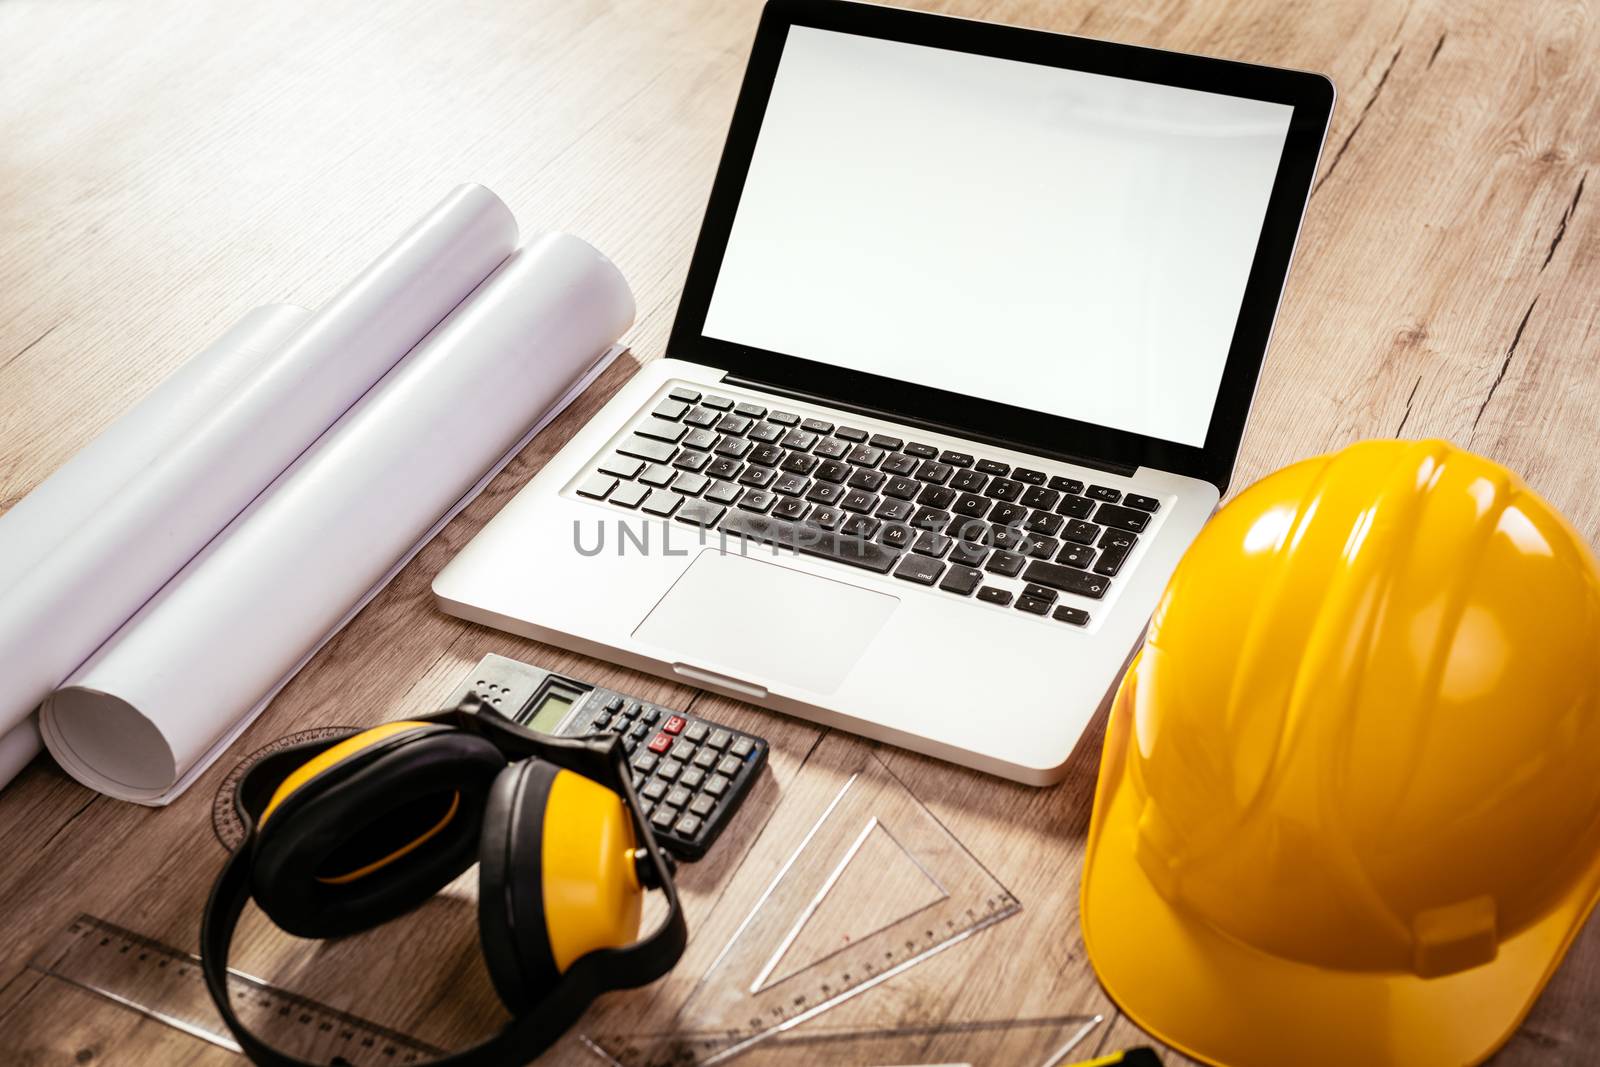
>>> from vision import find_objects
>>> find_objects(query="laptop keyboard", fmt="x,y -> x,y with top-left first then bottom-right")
573,385 -> 1164,628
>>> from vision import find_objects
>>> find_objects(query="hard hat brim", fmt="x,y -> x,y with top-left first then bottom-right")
1079,670 -> 1600,1067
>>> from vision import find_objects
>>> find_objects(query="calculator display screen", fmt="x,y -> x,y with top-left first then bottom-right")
524,691 -> 575,734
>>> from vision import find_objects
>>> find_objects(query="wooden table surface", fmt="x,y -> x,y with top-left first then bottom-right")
2,0 -> 1597,1064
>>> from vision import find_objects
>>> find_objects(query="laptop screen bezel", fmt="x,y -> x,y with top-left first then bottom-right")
666,0 -> 1334,491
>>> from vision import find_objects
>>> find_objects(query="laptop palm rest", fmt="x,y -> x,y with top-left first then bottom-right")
633,549 -> 898,695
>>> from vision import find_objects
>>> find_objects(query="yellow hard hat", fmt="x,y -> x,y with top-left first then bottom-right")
1079,438 -> 1600,1067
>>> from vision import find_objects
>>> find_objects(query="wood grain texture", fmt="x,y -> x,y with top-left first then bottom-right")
1,0 -> 1597,1063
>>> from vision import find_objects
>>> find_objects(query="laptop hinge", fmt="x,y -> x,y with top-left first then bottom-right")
722,374 -> 1137,477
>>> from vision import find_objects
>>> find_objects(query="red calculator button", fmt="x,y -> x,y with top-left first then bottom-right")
663,715 -> 686,735
648,732 -> 673,754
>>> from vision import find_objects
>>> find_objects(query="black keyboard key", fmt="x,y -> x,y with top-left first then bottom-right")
815,459 -> 850,483
673,449 -> 711,473
806,482 -> 845,506
842,489 -> 878,514
940,450 -> 974,467
781,452 -> 819,475
641,489 -> 682,516
577,474 -> 617,500
668,387 -> 701,403
707,457 -> 742,480
878,523 -> 914,549
881,453 -> 918,475
782,428 -> 818,450
801,418 -> 834,434
950,469 -> 987,493
738,465 -> 776,488
684,406 -> 721,428
990,502 -> 1027,526
1057,543 -> 1095,568
808,505 -> 843,529
1057,495 -> 1096,519
977,586 -> 1013,606
1086,484 -> 1122,502
640,463 -> 676,487
749,421 -> 786,443
1011,467 -> 1047,485
1019,486 -> 1059,511
949,540 -> 988,566
847,444 -> 885,467
1050,476 -> 1085,495
773,472 -> 810,497
894,553 -> 945,585
739,489 -> 776,513
1100,529 -> 1137,551
869,433 -> 903,450
917,484 -> 957,510
619,435 -> 677,463
599,455 -> 645,479
705,480 -> 742,505
912,531 -> 952,558
714,435 -> 752,458
848,468 -> 887,492
876,498 -> 915,522
652,398 -> 690,420
904,442 -> 939,458
1124,494 -> 1160,512
673,472 -> 709,496
975,458 -> 1010,476
912,506 -> 951,531
610,481 -> 649,508
1025,511 -> 1063,535
1062,519 -> 1100,544
1023,560 -> 1110,599
939,563 -> 983,596
836,425 -> 868,442
749,443 -> 783,467
840,513 -> 879,538
701,394 -> 734,410
1053,605 -> 1091,626
985,550 -> 1026,577
734,402 -> 766,418
1016,594 -> 1051,616
721,510 -> 901,573
884,476 -> 920,500
1024,533 -> 1059,559
992,525 -> 1027,551
675,500 -> 725,528
984,478 -> 1023,502
1094,538 -> 1134,577
814,437 -> 850,459
953,493 -> 990,519
768,410 -> 800,426
772,497 -> 807,520
916,459 -> 954,484
1094,502 -> 1151,533
1022,583 -> 1059,604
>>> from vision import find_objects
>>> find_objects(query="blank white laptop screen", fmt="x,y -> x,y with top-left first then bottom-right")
701,26 -> 1296,448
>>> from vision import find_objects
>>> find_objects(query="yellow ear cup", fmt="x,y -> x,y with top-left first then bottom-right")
259,720 -> 437,827
540,768 -> 644,971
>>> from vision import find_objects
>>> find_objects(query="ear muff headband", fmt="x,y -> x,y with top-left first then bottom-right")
201,704 -> 687,1067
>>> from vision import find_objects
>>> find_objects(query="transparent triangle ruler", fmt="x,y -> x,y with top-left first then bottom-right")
586,750 -> 1022,1066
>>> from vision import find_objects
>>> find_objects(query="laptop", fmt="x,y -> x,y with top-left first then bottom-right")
434,0 -> 1333,784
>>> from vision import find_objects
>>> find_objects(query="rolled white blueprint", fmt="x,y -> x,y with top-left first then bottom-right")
42,233 -> 635,803
0,184 -> 517,748
0,304 -> 313,790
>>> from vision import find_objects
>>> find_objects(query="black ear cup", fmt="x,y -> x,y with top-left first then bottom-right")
478,759 -> 564,1013
252,726 -> 507,938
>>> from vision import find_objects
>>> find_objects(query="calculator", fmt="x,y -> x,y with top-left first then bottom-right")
444,654 -> 768,861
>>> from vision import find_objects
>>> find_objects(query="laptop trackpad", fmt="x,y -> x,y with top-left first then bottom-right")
633,550 -> 898,694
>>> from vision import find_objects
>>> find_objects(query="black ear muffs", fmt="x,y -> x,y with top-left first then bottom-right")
477,759 -> 563,1013
252,724 -> 507,938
